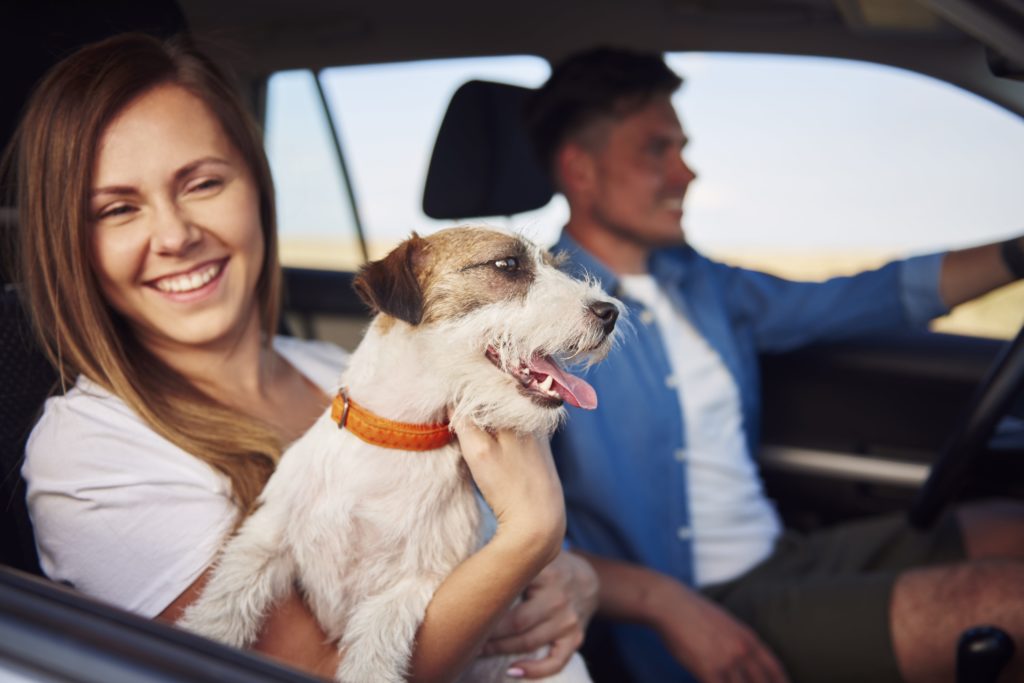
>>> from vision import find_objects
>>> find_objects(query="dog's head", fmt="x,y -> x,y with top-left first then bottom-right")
353,227 -> 621,434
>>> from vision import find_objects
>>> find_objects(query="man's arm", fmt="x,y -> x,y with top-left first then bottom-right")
940,235 -> 1024,308
577,551 -> 790,683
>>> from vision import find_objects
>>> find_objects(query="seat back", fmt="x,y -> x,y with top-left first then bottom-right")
422,80 -> 553,220
0,286 -> 56,575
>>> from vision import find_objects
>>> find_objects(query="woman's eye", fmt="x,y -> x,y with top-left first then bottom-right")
493,257 -> 519,271
96,204 -> 136,220
188,178 -> 223,193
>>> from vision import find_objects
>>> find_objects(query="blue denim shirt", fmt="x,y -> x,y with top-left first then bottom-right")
550,231 -> 947,682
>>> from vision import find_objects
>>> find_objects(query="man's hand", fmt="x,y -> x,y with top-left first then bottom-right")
482,549 -> 598,678
580,551 -> 790,683
653,585 -> 790,683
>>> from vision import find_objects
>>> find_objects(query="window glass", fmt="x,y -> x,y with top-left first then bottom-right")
265,70 -> 363,271
318,56 -> 563,261
667,53 -> 1024,338
265,53 -> 1023,338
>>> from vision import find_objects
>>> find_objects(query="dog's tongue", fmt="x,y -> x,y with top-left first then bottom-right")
529,356 -> 598,410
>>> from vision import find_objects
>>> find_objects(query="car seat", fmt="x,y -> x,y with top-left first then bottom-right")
424,76 -> 640,683
422,79 -> 553,220
0,286 -> 56,576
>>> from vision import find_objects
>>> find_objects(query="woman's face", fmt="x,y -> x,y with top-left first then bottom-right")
90,83 -> 265,353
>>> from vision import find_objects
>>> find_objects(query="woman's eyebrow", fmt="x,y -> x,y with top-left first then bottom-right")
91,185 -> 136,198
173,156 -> 231,182
91,157 -> 232,197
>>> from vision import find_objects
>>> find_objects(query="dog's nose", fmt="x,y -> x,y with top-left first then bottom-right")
588,300 -> 619,335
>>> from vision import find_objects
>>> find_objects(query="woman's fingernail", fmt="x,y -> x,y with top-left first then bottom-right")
506,667 -> 525,678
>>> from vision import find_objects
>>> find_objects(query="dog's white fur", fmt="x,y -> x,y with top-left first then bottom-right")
178,227 -> 620,683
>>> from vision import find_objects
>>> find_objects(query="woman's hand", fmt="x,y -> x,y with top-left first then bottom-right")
482,549 -> 598,678
452,419 -> 565,561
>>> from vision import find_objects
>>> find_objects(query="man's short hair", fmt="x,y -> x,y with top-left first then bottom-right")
525,46 -> 683,180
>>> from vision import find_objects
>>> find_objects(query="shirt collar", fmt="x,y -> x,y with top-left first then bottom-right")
552,230 -> 695,295
553,230 -> 620,293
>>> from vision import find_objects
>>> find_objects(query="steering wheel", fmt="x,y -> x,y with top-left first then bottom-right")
908,323 -> 1024,529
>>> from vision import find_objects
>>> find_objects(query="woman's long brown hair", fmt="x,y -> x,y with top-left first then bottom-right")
10,33 -> 284,511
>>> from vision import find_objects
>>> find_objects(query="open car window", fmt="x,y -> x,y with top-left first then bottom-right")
265,52 -> 1024,339
266,55 -> 566,271
670,52 -> 1024,340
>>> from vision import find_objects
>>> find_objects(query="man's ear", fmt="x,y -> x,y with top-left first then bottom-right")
353,233 -> 426,324
556,142 -> 596,200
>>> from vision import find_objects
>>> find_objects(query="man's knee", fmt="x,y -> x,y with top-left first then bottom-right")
891,560 -> 1024,683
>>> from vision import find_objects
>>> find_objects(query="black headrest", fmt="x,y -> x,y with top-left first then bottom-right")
423,80 -> 553,219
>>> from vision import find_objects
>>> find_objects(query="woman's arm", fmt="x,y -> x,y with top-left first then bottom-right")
409,422 -> 567,683
158,571 -> 341,678
159,422 -> 567,683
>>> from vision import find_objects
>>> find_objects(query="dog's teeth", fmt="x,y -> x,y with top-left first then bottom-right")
539,375 -> 554,392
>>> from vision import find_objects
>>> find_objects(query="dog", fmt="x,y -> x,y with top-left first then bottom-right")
178,227 -> 621,682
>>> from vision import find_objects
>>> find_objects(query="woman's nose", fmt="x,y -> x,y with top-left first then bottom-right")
151,205 -> 200,254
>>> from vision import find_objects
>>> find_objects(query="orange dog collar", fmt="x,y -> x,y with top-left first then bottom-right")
331,389 -> 454,451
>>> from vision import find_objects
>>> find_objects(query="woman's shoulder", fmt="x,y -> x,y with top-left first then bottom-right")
24,375 -> 225,489
273,335 -> 349,394
28,376 -> 143,451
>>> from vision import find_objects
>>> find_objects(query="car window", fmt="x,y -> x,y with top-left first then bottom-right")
266,52 -> 1023,339
265,70 -> 365,272
668,53 -> 1024,339
266,56 -> 566,271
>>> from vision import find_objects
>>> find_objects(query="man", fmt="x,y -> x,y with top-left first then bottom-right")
527,47 -> 1024,683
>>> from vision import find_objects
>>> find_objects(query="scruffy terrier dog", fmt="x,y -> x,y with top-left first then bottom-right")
179,227 -> 620,682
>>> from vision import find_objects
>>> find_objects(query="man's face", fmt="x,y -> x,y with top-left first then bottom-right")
581,95 -> 696,250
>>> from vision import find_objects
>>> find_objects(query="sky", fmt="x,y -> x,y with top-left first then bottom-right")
264,52 -> 1024,258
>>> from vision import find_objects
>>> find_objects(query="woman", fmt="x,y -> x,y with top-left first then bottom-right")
12,33 -> 594,681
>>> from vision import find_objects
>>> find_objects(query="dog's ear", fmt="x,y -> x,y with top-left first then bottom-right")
354,234 -> 426,325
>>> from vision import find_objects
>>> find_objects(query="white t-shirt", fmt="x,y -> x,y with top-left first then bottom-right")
619,275 -> 782,586
22,336 -> 348,617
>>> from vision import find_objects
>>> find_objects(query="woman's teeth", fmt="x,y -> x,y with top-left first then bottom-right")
154,262 -> 222,293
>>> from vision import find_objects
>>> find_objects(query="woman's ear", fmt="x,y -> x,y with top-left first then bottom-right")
353,233 -> 426,325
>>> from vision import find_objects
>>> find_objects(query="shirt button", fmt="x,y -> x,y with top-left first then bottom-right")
639,309 -> 655,325
677,526 -> 693,541
665,374 -> 678,389
674,448 -> 687,462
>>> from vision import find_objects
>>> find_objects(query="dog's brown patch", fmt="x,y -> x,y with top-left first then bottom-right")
416,228 -> 538,324
355,228 -> 555,326
354,234 -> 427,324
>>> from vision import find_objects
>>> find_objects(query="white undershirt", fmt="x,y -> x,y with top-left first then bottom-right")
619,275 -> 782,586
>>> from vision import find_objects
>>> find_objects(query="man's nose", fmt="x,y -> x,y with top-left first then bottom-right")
588,300 -> 619,335
670,153 -> 697,186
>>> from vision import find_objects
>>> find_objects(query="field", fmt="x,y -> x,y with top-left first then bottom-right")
280,239 -> 1024,341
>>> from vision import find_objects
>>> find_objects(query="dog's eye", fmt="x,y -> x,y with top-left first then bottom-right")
492,257 -> 520,272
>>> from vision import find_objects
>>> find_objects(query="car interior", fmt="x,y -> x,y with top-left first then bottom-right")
1,1 -> 1023,681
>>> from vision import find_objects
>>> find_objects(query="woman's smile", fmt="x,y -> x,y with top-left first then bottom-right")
147,257 -> 229,301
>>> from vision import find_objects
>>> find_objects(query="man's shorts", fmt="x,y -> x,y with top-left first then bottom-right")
700,511 -> 965,683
